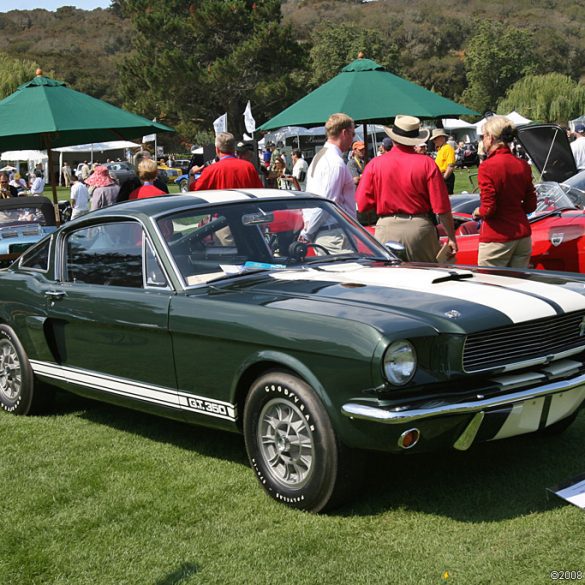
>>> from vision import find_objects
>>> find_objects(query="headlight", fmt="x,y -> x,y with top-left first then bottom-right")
383,340 -> 416,385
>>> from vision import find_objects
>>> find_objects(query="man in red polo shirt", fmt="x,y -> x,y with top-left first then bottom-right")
195,132 -> 263,191
355,115 -> 457,263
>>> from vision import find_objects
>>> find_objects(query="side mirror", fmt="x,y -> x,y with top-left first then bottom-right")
384,240 -> 407,261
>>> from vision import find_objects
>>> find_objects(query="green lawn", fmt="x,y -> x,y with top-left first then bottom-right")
1,391 -> 583,585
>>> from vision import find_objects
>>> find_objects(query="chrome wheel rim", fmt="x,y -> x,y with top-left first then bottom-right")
0,339 -> 21,403
258,397 -> 314,489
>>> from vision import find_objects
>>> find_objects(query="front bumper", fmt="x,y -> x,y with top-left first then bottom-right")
342,363 -> 585,451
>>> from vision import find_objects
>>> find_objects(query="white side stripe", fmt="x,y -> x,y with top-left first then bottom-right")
30,360 -> 237,422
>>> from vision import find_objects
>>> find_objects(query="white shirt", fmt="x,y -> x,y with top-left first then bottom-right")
302,143 -> 355,238
30,177 -> 45,195
571,136 -> 585,170
71,181 -> 90,214
292,158 -> 308,191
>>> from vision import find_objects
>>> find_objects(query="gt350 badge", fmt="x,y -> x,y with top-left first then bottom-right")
180,394 -> 237,421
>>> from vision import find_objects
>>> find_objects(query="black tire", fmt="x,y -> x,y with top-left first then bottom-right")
0,324 -> 54,415
537,412 -> 579,436
243,370 -> 361,512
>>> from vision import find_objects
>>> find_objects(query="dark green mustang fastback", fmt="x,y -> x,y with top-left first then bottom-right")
1,190 -> 585,511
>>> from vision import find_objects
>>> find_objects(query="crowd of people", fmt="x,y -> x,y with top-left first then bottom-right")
3,108 -> 576,270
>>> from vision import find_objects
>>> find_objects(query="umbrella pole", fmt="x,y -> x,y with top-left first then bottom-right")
362,123 -> 369,163
44,135 -> 60,225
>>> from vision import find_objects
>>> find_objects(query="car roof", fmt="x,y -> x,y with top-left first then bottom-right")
85,189 -> 319,220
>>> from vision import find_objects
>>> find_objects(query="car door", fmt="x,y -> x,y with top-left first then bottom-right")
41,219 -> 180,415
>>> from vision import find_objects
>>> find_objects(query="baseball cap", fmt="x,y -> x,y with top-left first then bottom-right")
237,141 -> 255,152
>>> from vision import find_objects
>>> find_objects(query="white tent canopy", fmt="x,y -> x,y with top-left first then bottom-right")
442,118 -> 475,130
475,111 -> 532,135
53,140 -> 141,153
1,149 -> 47,162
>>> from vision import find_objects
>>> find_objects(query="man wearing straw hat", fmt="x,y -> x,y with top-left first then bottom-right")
356,115 -> 457,263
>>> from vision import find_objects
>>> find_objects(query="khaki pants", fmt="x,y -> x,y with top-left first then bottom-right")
375,215 -> 440,263
478,237 -> 532,268
314,227 -> 354,254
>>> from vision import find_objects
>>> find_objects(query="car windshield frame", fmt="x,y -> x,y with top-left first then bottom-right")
527,182 -> 579,220
155,197 -> 394,288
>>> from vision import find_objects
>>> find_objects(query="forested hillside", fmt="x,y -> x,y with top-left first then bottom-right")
0,0 -> 584,143
0,7 -> 129,103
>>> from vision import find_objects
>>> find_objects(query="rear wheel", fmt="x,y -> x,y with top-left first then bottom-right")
243,370 -> 361,512
0,325 -> 54,415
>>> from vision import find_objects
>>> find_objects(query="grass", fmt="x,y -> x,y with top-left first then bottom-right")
1,391 -> 584,585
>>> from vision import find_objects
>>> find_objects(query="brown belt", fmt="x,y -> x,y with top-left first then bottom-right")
380,213 -> 430,219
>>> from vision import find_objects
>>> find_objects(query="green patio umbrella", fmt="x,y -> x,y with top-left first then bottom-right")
258,57 -> 478,131
0,72 -> 174,205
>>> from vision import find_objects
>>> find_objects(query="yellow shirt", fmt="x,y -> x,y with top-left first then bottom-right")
435,143 -> 456,173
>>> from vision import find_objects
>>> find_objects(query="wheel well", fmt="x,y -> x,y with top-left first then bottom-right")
234,361 -> 298,431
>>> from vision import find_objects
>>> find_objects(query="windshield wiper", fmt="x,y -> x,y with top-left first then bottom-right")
206,267 -> 272,285
304,254 -> 363,266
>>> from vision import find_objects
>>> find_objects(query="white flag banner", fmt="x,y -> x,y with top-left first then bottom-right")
142,133 -> 156,143
213,113 -> 228,135
243,101 -> 256,134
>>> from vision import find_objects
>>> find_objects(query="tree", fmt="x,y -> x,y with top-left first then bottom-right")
0,52 -> 38,100
307,23 -> 400,87
462,21 -> 537,114
115,0 -> 308,142
498,73 -> 585,124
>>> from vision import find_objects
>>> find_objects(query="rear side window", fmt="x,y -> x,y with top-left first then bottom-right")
64,221 -> 144,288
20,237 -> 51,271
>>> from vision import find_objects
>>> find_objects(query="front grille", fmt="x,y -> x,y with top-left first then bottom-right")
463,310 -> 585,372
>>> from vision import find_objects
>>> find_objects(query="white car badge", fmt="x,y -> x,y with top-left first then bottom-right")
444,309 -> 461,319
551,233 -> 564,247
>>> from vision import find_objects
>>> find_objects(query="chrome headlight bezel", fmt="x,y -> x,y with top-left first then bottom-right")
383,340 -> 417,386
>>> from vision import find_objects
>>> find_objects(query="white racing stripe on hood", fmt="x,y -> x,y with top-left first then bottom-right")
468,272 -> 585,314
269,266 -> 584,322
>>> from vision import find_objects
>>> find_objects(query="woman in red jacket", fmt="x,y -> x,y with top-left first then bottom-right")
472,116 -> 536,267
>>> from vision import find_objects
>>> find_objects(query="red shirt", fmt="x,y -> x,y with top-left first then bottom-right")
128,184 -> 166,200
477,146 -> 536,243
194,156 -> 263,190
356,144 -> 451,215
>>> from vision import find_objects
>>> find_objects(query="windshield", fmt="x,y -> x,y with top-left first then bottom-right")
528,182 -> 577,218
0,206 -> 48,227
158,198 -> 392,286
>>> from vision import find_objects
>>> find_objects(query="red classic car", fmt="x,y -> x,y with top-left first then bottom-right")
446,185 -> 585,272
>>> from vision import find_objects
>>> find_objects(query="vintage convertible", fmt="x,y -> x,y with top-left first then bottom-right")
2,190 -> 585,512
447,184 -> 585,272
0,196 -> 57,267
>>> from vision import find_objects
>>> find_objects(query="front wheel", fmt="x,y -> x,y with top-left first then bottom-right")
0,325 -> 54,415
243,371 -> 360,512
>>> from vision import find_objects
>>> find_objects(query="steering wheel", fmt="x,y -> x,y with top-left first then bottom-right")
288,241 -> 331,261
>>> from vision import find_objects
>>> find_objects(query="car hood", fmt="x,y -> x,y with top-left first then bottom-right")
211,263 -> 585,335
517,123 -> 577,182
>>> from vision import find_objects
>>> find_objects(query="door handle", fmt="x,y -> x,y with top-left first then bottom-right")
45,290 -> 66,301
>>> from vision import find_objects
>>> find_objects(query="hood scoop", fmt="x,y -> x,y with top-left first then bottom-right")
432,271 -> 474,284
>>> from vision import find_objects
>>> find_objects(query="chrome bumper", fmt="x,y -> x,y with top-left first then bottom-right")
341,371 -> 585,425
